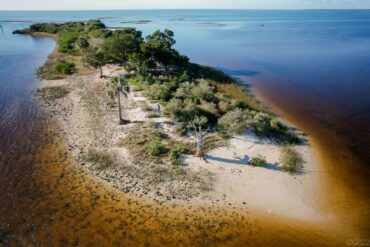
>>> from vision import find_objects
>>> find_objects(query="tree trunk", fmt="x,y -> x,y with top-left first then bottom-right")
117,91 -> 124,125
81,50 -> 85,67
195,133 -> 204,158
99,66 -> 103,78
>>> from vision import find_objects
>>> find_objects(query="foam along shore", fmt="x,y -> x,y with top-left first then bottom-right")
38,64 -> 324,221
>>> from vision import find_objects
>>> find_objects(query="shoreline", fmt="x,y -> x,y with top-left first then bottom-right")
38,61 -> 326,222
18,34 -> 354,245
247,77 -> 370,235
32,32 -> 330,221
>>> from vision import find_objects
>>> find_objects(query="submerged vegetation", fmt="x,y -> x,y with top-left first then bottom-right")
16,20 -> 300,165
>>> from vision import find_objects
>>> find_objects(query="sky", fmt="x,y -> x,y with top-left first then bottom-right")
0,0 -> 370,10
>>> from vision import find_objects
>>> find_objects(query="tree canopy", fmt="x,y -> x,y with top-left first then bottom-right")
104,29 -> 143,67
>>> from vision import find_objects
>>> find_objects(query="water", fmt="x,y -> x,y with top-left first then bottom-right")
1,9 -> 369,162
0,22 -> 54,160
0,9 -> 369,244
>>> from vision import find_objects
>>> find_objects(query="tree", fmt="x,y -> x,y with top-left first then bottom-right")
85,47 -> 107,78
108,75 -> 130,125
189,116 -> 210,158
104,29 -> 143,68
76,36 -> 89,66
141,29 -> 189,74
85,19 -> 106,32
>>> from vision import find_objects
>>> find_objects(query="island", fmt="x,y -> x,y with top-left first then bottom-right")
14,20 -> 320,219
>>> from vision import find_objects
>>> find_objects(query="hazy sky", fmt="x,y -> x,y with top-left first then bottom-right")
1,0 -> 370,10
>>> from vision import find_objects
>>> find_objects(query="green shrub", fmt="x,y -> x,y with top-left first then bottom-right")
218,109 -> 248,134
152,130 -> 168,140
190,79 -> 215,102
248,155 -> 266,166
174,122 -> 187,136
147,112 -> 160,118
53,59 -> 76,75
83,149 -> 113,170
280,146 -> 302,173
58,31 -> 79,54
169,146 -> 185,165
143,141 -> 168,157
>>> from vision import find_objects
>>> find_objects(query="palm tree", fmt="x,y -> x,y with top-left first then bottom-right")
86,47 -> 106,78
77,37 -> 89,66
108,74 -> 130,125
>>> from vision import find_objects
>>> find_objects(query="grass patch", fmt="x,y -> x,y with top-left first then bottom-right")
37,85 -> 69,100
280,146 -> 302,174
146,112 -> 161,118
174,122 -> 187,136
118,124 -> 194,165
151,165 -> 214,192
38,58 -> 76,80
248,155 -> 267,167
78,91 -> 101,113
53,59 -> 76,75
138,100 -> 153,111
203,133 -> 227,153
83,148 -> 113,171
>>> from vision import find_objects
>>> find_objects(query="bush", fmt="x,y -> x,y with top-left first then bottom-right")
143,141 -> 168,157
58,31 -> 79,54
280,146 -> 302,173
190,79 -> 215,102
53,59 -> 76,75
248,155 -> 266,166
83,149 -> 113,170
218,109 -> 247,134
169,146 -> 185,165
145,83 -> 173,101
174,122 -> 187,136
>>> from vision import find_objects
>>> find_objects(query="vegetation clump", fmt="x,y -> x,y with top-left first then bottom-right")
174,122 -> 187,136
52,59 -> 76,75
280,146 -> 302,173
16,20 -> 301,158
248,155 -> 267,167
83,148 -> 113,170
37,85 -> 69,100
119,124 -> 194,165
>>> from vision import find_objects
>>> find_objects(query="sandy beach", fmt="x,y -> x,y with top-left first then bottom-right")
39,64 -> 325,222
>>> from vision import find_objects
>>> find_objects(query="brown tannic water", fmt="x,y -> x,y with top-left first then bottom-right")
1,10 -> 370,246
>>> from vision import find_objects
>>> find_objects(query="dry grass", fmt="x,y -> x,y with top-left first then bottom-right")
280,146 -> 302,174
83,148 -> 113,171
210,81 -> 266,112
138,100 -> 153,111
37,86 -> 69,100
118,124 -> 194,165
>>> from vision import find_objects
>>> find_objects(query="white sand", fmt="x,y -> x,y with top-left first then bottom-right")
185,132 -> 322,221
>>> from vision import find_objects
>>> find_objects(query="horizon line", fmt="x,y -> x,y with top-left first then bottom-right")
1,8 -> 370,11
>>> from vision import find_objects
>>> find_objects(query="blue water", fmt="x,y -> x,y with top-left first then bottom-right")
1,9 -> 370,162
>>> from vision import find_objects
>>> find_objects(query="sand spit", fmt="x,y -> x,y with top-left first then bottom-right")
38,64 -> 326,222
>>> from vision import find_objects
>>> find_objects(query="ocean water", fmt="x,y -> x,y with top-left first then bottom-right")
1,10 -> 369,163
0,9 -> 370,244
